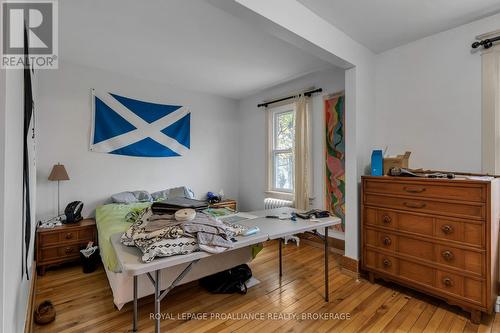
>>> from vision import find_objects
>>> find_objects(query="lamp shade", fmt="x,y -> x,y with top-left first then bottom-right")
48,164 -> 70,181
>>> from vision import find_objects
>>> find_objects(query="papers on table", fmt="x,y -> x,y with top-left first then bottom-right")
219,212 -> 258,224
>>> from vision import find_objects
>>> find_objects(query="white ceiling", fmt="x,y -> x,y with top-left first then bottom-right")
59,0 -> 333,99
298,0 -> 500,53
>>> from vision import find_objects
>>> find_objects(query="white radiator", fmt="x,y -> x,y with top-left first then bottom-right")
264,198 -> 294,210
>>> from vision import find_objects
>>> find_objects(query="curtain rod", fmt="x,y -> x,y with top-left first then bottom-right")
471,35 -> 500,49
257,88 -> 323,108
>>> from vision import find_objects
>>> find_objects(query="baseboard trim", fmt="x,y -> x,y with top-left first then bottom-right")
298,233 -> 345,251
24,262 -> 37,333
340,255 -> 360,277
298,238 -> 344,255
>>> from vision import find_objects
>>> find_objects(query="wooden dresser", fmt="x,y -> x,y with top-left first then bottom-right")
361,176 -> 499,323
36,219 -> 97,275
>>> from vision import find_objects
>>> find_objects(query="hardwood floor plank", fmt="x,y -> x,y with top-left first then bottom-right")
33,241 -> 498,333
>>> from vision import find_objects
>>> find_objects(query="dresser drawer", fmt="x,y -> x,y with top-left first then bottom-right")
365,208 -> 485,248
366,229 -> 434,262
435,244 -> 483,275
436,270 -> 483,304
364,179 -> 485,202
398,235 -> 434,261
399,259 -> 434,286
365,193 -> 485,220
434,218 -> 484,248
365,228 -> 434,263
365,250 -> 398,275
365,227 -> 483,275
365,229 -> 397,252
365,208 -> 398,228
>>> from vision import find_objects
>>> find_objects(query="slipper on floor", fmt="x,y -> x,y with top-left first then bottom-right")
34,300 -> 56,325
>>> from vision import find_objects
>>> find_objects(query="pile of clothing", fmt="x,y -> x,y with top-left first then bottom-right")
121,207 -> 242,263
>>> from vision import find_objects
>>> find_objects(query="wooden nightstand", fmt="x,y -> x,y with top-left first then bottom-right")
209,199 -> 237,211
36,219 -> 97,275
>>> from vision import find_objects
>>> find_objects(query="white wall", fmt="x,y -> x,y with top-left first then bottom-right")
0,67 -> 37,333
36,61 -> 240,219
0,66 -> 5,333
375,13 -> 500,172
234,0 -> 376,260
237,68 -> 345,218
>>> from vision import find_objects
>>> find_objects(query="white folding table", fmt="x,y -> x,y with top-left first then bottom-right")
110,207 -> 341,332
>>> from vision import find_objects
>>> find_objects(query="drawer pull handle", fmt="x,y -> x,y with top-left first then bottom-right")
441,225 -> 454,235
382,215 -> 392,224
64,247 -> 74,254
65,233 -> 73,239
382,237 -> 392,246
442,277 -> 454,287
403,201 -> 426,209
382,259 -> 392,267
441,250 -> 454,261
404,186 -> 426,193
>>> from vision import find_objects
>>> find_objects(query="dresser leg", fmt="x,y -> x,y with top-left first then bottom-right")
368,272 -> 375,284
38,266 -> 46,276
470,310 -> 481,324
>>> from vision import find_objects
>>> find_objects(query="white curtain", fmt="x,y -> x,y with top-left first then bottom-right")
481,45 -> 500,174
294,96 -> 311,210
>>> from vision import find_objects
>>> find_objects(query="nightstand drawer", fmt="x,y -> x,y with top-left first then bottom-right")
39,232 -> 60,246
58,244 -> 81,257
78,228 -> 94,241
39,247 -> 59,261
60,231 -> 77,242
39,244 -> 82,262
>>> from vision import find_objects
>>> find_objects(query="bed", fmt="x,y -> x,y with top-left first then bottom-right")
96,203 -> 256,309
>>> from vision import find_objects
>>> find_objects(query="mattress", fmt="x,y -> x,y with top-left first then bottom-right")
95,202 -> 151,272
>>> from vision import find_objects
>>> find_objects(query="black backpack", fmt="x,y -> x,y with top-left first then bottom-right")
200,264 -> 252,294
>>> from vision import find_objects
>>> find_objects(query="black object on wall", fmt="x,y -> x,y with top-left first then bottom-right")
23,26 -> 34,280
257,88 -> 323,108
471,36 -> 500,49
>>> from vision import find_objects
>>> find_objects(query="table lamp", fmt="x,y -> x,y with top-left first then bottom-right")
48,163 -> 70,215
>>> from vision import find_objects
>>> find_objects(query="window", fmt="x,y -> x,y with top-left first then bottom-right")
268,103 -> 295,193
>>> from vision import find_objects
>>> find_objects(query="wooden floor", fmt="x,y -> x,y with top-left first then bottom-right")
34,241 -> 500,333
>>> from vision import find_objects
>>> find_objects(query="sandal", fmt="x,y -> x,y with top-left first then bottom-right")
34,300 -> 56,325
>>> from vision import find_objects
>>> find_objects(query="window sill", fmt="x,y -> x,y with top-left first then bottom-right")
265,191 -> 294,201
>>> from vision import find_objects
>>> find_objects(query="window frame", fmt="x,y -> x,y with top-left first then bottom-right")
266,103 -> 296,196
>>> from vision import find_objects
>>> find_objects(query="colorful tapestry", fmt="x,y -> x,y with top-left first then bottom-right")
90,90 -> 190,157
324,93 -> 345,232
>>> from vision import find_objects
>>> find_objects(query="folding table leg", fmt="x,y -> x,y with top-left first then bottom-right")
324,226 -> 329,302
155,270 -> 161,333
133,275 -> 138,332
279,238 -> 283,277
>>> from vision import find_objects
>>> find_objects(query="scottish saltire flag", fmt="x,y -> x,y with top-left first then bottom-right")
90,90 -> 190,157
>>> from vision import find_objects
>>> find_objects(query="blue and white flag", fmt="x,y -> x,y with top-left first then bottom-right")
90,90 -> 190,157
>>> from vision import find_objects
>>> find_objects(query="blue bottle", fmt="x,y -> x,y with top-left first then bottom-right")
371,150 -> 383,176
